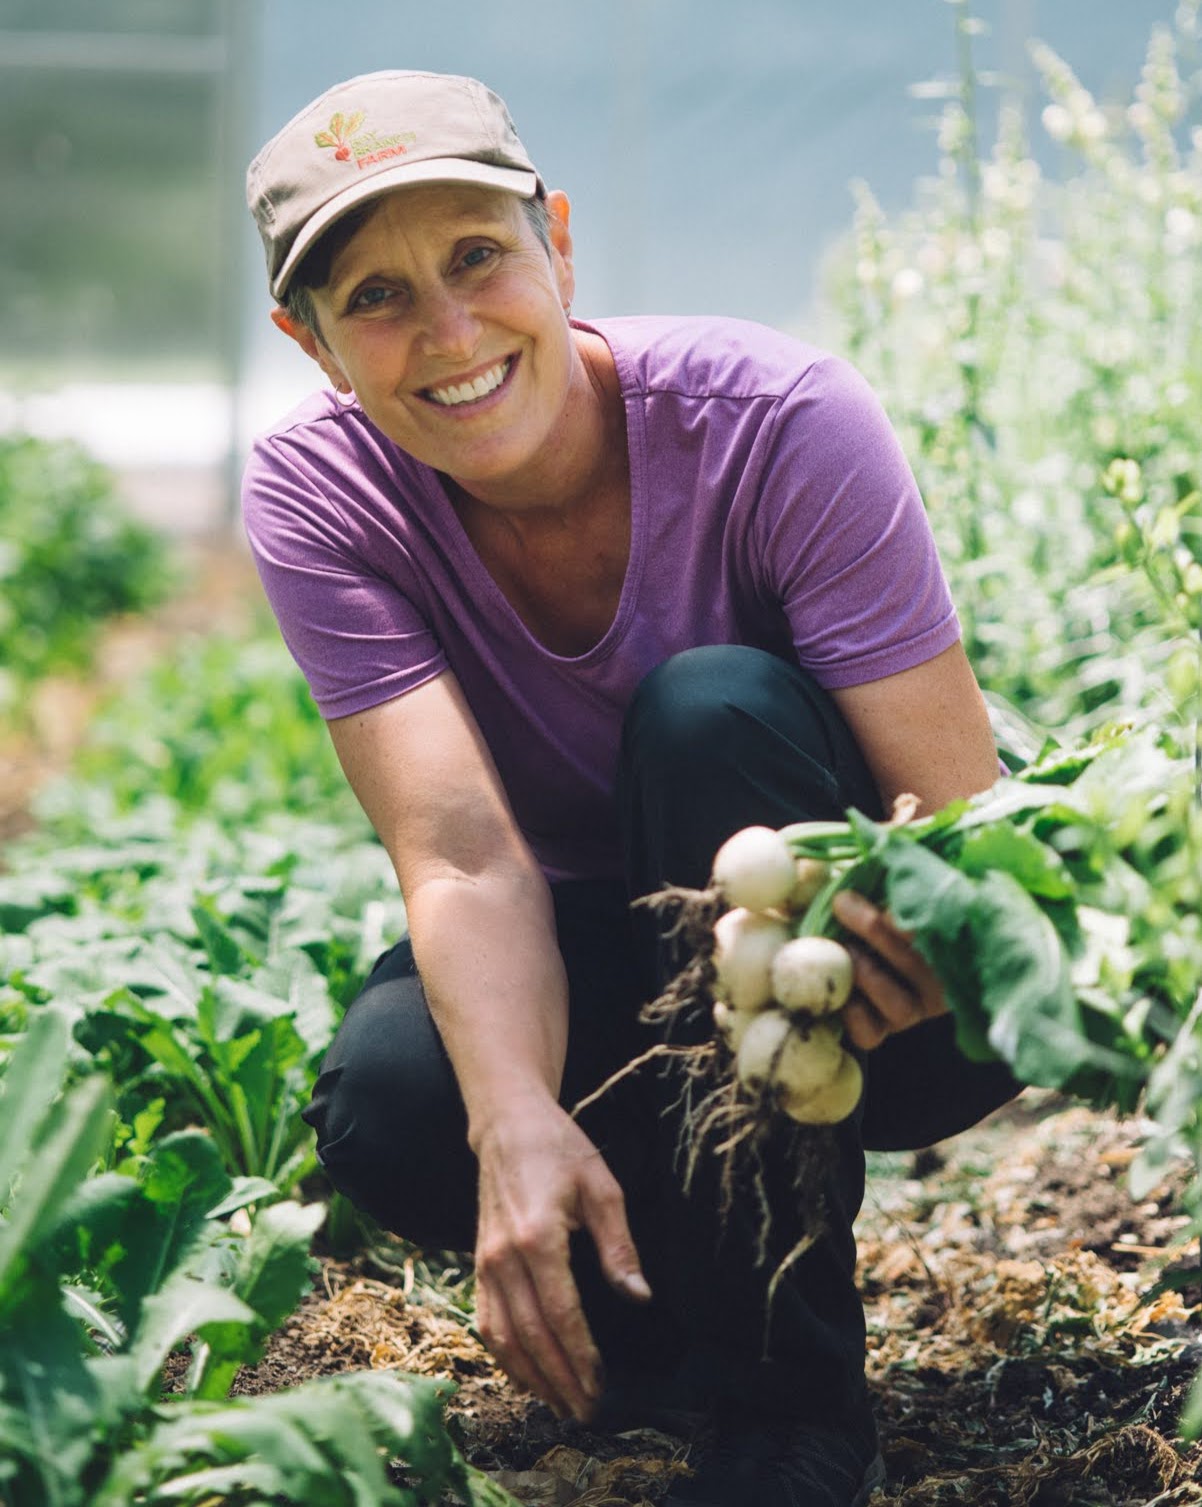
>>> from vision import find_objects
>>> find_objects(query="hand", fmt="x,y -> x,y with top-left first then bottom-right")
472,1100 -> 651,1422
831,890 -> 947,1051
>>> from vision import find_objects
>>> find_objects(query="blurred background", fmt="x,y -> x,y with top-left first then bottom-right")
0,0 -> 1181,531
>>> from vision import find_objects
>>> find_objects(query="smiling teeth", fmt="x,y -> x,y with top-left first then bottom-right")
428,360 -> 510,407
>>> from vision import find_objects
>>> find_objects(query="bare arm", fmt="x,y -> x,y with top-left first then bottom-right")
828,641 -> 1000,1049
830,640 -> 999,815
328,673 -> 648,1420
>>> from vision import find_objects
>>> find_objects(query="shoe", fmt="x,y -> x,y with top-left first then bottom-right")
662,1407 -> 886,1507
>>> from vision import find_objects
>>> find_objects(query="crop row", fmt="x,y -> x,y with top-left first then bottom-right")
0,636 -> 517,1504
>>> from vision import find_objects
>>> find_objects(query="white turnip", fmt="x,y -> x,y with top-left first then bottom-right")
735,1011 -> 845,1112
781,1051 -> 863,1125
712,826 -> 798,914
712,998 -> 758,1053
713,907 -> 790,1012
770,936 -> 854,1017
787,857 -> 830,913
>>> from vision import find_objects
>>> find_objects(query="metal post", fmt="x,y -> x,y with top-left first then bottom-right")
216,0 -> 260,531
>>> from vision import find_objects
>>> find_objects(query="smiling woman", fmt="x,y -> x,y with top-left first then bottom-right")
241,67 -> 1014,1507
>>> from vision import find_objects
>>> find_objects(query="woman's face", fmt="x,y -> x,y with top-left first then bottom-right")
295,184 -> 578,495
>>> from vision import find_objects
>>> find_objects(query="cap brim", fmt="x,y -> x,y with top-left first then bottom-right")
271,160 -> 540,300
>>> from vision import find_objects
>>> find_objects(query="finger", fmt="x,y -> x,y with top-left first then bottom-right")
842,992 -> 894,1052
520,1238 -> 605,1417
479,1222 -> 601,1421
579,1164 -> 652,1302
833,892 -> 942,998
854,945 -> 925,1025
474,1267 -> 554,1407
487,1275 -> 585,1419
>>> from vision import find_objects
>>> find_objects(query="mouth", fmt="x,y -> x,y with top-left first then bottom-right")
423,356 -> 514,409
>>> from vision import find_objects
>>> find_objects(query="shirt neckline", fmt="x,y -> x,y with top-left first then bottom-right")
421,318 -> 648,669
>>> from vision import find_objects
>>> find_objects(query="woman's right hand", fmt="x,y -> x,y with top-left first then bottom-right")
327,677 -> 648,1416
471,1097 -> 651,1422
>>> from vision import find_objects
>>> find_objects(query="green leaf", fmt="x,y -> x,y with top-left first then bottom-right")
1182,1359 -> 1202,1442
241,953 -> 336,1059
191,899 -> 251,977
954,823 -> 1076,899
108,1132 -> 230,1328
881,837 -> 977,939
45,1170 -> 139,1276
190,1200 -> 324,1400
0,1072 -> 113,1303
0,871 -> 75,932
971,871 -> 1091,1089
0,1006 -> 73,1194
0,1284 -> 105,1507
95,1371 -> 465,1507
206,1176 -> 279,1219
130,1274 -> 258,1394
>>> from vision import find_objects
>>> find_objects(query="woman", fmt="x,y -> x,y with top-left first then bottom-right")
244,69 -> 1018,1507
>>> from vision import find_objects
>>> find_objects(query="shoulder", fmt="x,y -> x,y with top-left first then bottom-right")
583,314 -> 847,404
242,389 -> 423,525
248,389 -> 393,475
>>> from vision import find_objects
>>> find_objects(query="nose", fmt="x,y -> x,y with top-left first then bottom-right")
417,283 -> 482,363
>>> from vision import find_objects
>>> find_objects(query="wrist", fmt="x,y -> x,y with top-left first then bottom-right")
466,1082 -> 564,1158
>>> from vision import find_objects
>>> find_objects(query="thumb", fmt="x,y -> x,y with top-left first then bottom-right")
580,1167 -> 652,1302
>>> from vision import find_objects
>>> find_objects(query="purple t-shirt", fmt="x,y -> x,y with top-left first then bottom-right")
243,314 -> 959,880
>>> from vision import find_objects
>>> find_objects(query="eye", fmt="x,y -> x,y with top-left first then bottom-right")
460,244 -> 496,271
348,284 -> 398,313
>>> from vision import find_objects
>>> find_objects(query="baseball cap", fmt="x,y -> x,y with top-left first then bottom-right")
247,69 -> 544,300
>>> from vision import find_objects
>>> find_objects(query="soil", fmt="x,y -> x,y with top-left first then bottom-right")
233,1093 -> 1201,1506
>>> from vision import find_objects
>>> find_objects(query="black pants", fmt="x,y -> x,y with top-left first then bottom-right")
304,647 -> 1019,1419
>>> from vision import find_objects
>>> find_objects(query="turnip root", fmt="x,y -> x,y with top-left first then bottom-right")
787,857 -> 829,913
713,907 -> 790,1011
735,1011 -> 845,1112
712,998 -> 758,1053
781,1051 -> 863,1125
712,826 -> 797,914
771,936 -> 854,1017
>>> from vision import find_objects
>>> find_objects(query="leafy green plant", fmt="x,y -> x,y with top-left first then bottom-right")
69,633 -> 357,824
824,0 -> 1202,741
817,12 -> 1202,1431
0,435 -> 172,711
0,1006 -> 511,1507
782,729 -> 1202,1117
0,805 -> 406,1192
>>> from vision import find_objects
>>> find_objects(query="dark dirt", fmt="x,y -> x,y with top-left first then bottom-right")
230,1093 -> 1201,1506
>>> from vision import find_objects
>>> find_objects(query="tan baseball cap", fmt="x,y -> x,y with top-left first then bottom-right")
247,69 -> 544,300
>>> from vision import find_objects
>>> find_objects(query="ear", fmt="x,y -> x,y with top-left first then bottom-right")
270,305 -> 351,391
545,190 -> 576,312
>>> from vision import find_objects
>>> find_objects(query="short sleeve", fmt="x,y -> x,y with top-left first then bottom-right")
241,431 -> 448,719
753,355 -> 960,689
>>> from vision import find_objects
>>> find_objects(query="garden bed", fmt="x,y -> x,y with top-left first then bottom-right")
231,1095 -> 1202,1506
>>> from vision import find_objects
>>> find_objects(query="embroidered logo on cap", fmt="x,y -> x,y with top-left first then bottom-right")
315,111 -> 417,170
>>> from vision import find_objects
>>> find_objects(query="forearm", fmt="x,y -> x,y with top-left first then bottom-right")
404,862 -> 570,1152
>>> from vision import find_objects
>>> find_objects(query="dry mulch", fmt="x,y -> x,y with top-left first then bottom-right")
230,1094 -> 1201,1505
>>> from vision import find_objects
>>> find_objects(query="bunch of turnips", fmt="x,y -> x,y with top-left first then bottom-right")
711,826 -> 863,1125
655,725 -> 1195,1154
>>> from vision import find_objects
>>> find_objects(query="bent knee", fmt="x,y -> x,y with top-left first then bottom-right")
623,645 -> 840,776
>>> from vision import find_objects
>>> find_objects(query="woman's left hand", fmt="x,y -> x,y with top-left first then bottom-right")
831,890 -> 947,1050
